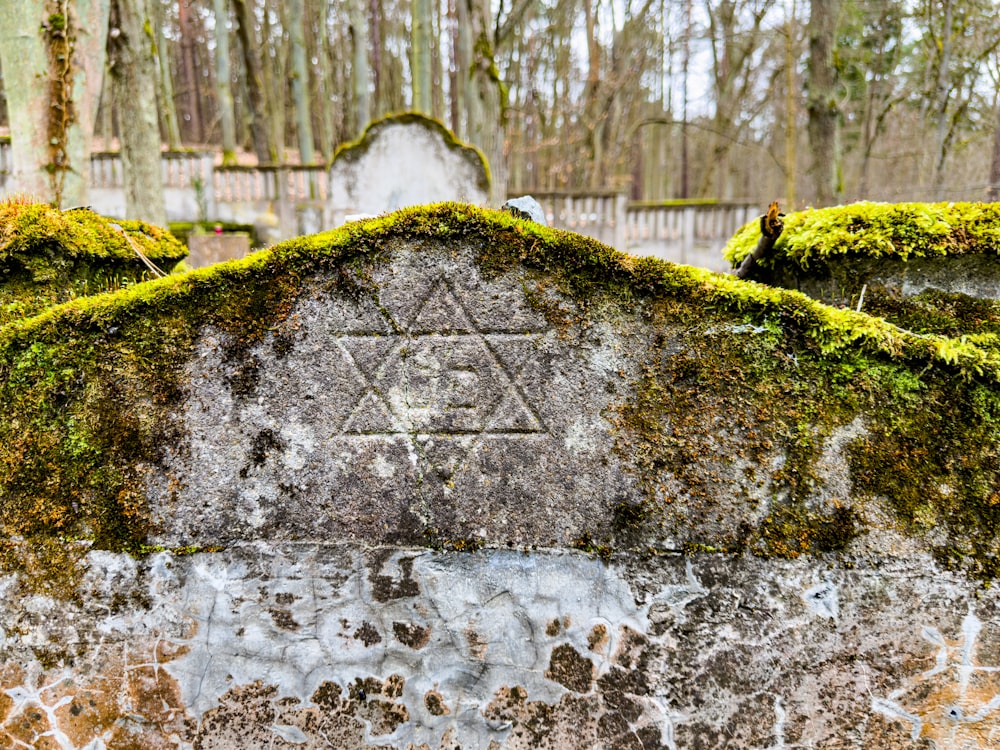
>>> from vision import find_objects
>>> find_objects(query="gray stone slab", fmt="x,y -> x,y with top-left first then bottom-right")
0,546 -> 996,748
2,205 -> 999,748
146,241 -> 640,552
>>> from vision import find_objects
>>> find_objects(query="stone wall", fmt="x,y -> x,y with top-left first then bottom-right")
2,203 -> 1000,748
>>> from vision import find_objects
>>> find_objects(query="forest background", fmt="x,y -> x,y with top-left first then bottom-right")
1,0 -> 1000,220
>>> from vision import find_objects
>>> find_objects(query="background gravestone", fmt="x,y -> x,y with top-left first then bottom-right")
328,114 -> 490,226
2,203 -> 1000,748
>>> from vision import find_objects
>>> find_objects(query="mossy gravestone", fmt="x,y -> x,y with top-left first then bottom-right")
2,202 -> 1000,747
329,113 -> 490,227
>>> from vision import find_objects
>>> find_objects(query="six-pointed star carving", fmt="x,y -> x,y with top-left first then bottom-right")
334,277 -> 546,479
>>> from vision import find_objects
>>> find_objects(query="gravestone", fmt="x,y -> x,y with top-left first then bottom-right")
186,232 -> 251,268
2,204 -> 1000,748
329,114 -> 490,226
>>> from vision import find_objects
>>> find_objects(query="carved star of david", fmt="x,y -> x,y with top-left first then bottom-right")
334,277 -> 547,479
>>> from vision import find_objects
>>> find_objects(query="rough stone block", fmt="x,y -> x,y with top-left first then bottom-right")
2,204 -> 1000,748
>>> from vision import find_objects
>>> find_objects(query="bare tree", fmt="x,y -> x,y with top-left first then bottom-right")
231,0 -> 275,163
806,0 -> 841,206
347,0 -> 371,135
213,0 -> 237,164
153,0 -> 182,149
287,0 -> 315,163
411,0 -> 433,114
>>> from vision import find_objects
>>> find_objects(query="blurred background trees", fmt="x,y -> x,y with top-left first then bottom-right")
2,0 -> 1000,210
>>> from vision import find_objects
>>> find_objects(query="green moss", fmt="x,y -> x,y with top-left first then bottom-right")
4,202 -> 1000,584
723,201 -> 1000,269
168,220 -> 255,247
0,201 -> 187,326
572,532 -> 613,560
721,201 -> 1000,366
330,112 -> 491,195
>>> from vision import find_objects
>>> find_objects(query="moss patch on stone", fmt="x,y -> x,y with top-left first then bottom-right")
3,202 -> 1000,583
721,201 -> 1000,359
723,201 -> 1000,269
0,201 -> 187,327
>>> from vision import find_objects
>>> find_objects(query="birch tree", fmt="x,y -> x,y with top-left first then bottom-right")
153,0 -> 182,149
287,0 -> 315,163
411,0 -> 433,114
346,0 -> 371,134
0,0 -> 108,206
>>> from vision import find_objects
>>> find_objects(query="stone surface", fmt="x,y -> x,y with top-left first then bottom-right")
3,205 -> 1000,748
502,196 -> 548,226
775,253 -> 1000,306
187,233 -> 252,268
329,115 -> 490,226
147,243 -> 637,551
1,547 -> 999,748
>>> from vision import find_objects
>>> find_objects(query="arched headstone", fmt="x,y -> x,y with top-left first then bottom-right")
329,113 -> 490,225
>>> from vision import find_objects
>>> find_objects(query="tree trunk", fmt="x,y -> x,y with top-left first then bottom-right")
308,0 -> 334,160
153,0 -> 181,149
411,0 -> 432,114
932,0 -> 953,192
262,0 -> 285,162
108,0 -> 166,226
582,0 -> 602,189
369,0 -> 382,117
448,0 -> 462,136
287,0 -> 314,163
213,0 -> 237,164
988,103 -> 1000,202
461,0 -> 507,204
0,0 -> 108,207
806,0 -> 840,206
431,0 -> 444,121
232,0 -> 274,163
784,1 -> 797,207
680,0 -> 691,198
177,0 -> 203,143
347,0 -> 370,135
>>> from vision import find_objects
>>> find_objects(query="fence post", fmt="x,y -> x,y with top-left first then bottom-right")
614,193 -> 627,249
200,153 -> 217,221
276,167 -> 295,239
681,206 -> 696,265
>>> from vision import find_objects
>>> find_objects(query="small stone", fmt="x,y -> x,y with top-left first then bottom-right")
502,196 -> 547,226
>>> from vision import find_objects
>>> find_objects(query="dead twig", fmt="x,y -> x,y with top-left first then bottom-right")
735,201 -> 784,280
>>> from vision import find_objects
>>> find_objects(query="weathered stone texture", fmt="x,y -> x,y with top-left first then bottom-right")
1,548 -> 999,748
147,242 -> 639,551
329,116 -> 489,225
4,206 -> 1000,748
